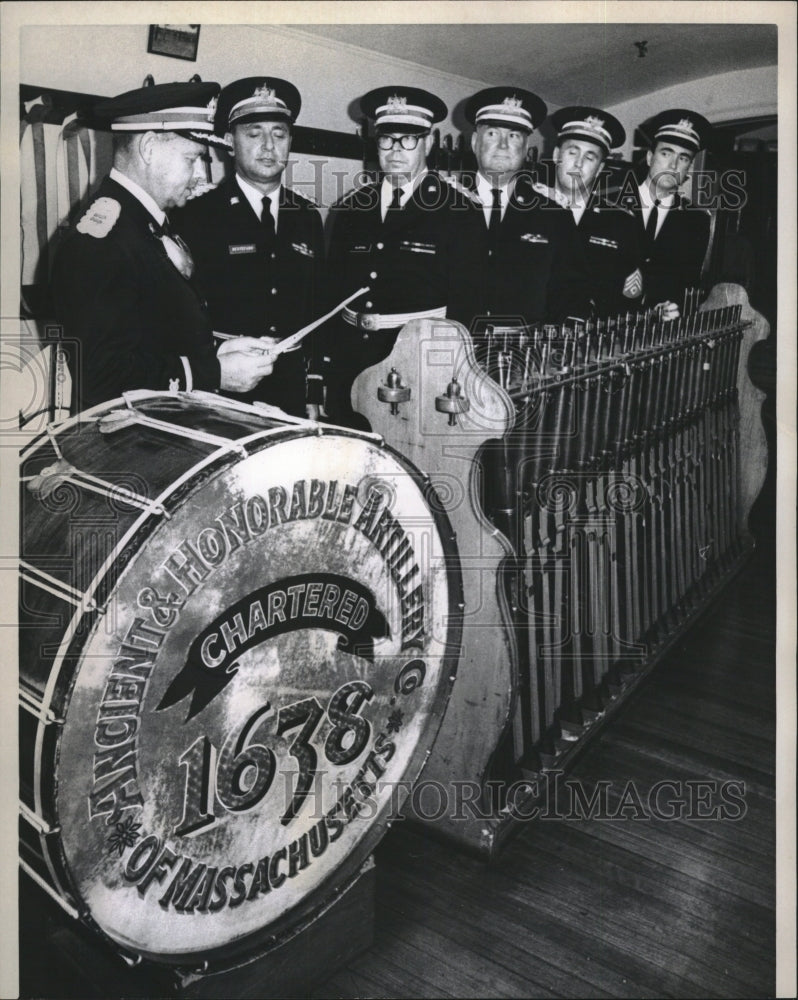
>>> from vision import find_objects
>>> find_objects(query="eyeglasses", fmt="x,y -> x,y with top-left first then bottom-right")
376,133 -> 424,150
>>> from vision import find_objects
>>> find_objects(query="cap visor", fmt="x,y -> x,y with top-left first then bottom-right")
375,123 -> 429,136
230,111 -> 292,127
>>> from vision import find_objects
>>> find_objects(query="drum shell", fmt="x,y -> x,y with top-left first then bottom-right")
19,393 -> 462,967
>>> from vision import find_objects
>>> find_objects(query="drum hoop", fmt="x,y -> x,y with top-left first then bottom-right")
23,394 -> 464,965
21,392 -> 310,899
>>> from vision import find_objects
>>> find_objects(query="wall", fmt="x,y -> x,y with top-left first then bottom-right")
21,22 -> 550,203
607,65 -> 778,158
21,23 -> 494,139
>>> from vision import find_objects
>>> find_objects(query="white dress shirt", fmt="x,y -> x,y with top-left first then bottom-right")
236,174 -> 281,231
639,181 -> 676,239
475,173 -> 511,227
380,170 -> 428,221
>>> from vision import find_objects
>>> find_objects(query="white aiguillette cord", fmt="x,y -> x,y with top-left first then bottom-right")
214,286 -> 370,355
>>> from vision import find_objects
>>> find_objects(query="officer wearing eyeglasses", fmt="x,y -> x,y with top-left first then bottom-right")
314,85 -> 471,427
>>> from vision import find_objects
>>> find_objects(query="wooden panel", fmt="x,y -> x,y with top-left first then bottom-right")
352,318 -> 518,853
699,283 -> 770,533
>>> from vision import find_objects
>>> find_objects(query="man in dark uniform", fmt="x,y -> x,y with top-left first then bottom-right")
544,106 -> 644,318
52,82 -> 274,412
634,109 -> 713,310
448,86 -> 589,334
317,85 -> 470,427
172,77 -> 324,418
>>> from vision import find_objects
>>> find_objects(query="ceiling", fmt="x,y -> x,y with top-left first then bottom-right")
298,22 -> 777,111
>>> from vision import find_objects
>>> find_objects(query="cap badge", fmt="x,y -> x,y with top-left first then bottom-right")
678,117 -> 694,130
206,95 -> 218,116
386,95 -> 408,111
585,115 -> 605,129
502,95 -> 523,109
254,84 -> 277,102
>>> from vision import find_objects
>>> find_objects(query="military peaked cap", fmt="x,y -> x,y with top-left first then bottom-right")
360,86 -> 447,134
549,105 -> 626,153
465,86 -> 547,133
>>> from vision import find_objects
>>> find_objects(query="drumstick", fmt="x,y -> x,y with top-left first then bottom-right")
214,286 -> 371,353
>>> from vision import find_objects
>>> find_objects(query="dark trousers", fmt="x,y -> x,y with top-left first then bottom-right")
224,348 -> 307,418
323,325 -> 401,431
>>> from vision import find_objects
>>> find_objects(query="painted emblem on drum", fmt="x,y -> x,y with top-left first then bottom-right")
157,574 -> 390,720
48,425 -> 459,961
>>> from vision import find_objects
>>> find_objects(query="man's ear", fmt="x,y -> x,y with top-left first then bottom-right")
470,131 -> 478,154
646,149 -> 654,169
424,132 -> 434,156
553,145 -> 561,164
138,131 -> 159,164
224,131 -> 235,156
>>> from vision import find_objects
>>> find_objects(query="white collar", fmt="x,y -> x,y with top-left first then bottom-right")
236,174 -> 281,220
110,168 -> 165,226
571,204 -> 587,225
639,180 -> 676,209
475,172 -> 511,205
381,169 -> 427,205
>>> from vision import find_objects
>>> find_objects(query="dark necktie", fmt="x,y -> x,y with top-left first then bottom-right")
488,187 -> 502,234
384,185 -> 403,222
261,195 -> 275,240
645,199 -> 660,242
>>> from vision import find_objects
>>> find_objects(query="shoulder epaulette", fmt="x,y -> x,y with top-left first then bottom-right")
592,200 -> 634,217
440,173 -> 482,207
185,181 -> 219,202
531,180 -> 569,209
337,181 -> 378,208
76,197 -> 121,238
287,187 -> 319,208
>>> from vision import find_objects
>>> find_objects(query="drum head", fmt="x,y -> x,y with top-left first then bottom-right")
54,429 -> 461,963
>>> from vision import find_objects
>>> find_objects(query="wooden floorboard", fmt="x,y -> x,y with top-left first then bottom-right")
18,541 -> 777,999
309,542 -> 776,999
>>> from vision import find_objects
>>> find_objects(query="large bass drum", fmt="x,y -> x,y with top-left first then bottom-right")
19,391 -> 461,968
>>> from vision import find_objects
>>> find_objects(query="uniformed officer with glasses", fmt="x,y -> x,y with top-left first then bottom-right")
314,85 -> 472,427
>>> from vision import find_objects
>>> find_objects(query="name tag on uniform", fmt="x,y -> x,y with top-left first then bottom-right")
520,233 -> 549,244
291,241 -> 315,258
400,240 -> 436,254
350,244 -> 371,253
229,243 -> 257,255
588,236 -> 619,250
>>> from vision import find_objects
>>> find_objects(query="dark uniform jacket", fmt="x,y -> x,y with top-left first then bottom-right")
325,170 -> 470,317
551,192 -> 644,319
51,176 -> 220,412
447,172 -> 590,330
172,176 -> 324,416
317,171 -> 473,424
633,194 -> 711,307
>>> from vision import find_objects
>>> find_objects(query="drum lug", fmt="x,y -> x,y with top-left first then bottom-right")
119,948 -> 143,968
98,409 -> 138,433
25,458 -> 76,498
